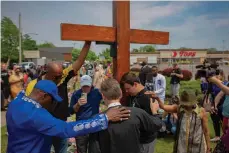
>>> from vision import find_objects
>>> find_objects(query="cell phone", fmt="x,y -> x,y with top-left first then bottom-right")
81,93 -> 87,101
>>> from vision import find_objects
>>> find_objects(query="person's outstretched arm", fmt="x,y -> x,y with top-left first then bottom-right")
30,107 -> 130,138
145,91 -> 178,113
208,76 -> 229,95
72,41 -> 91,73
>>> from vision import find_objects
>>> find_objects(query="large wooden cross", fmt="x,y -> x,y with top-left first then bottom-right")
61,1 -> 169,81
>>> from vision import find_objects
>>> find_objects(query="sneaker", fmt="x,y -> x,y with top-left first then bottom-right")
210,137 -> 220,142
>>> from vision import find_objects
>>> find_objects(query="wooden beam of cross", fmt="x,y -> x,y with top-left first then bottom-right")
60,1 -> 169,81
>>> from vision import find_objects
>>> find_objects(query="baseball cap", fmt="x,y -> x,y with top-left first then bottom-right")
80,75 -> 92,87
34,80 -> 63,102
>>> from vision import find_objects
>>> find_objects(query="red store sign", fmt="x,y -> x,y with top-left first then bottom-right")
172,51 -> 196,57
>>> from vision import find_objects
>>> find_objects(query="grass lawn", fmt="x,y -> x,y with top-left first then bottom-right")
1,126 -> 7,153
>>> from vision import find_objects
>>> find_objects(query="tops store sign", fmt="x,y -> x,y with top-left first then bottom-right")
159,50 -> 207,58
172,51 -> 196,58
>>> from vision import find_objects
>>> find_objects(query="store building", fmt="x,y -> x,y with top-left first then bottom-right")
24,47 -> 73,65
130,49 -> 229,65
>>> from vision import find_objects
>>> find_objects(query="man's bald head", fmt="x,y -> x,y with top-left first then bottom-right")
47,62 -> 63,73
45,62 -> 63,84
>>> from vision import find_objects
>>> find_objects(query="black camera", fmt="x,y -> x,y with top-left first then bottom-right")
195,59 -> 219,79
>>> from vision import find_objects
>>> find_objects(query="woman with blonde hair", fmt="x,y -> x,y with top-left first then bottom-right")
93,65 -> 105,89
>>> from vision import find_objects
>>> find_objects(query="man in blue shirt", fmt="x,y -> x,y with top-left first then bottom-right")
6,80 -> 130,153
69,75 -> 102,153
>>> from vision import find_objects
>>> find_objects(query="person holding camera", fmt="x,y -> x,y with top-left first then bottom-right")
69,75 -> 103,153
170,63 -> 183,98
207,70 -> 227,142
208,75 -> 229,152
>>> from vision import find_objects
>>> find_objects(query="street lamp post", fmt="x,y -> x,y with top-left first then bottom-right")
18,12 -> 38,64
223,40 -> 225,61
19,33 -> 38,64
19,13 -> 22,64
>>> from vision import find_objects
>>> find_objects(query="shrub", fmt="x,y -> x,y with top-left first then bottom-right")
162,68 -> 192,81
182,70 -> 193,81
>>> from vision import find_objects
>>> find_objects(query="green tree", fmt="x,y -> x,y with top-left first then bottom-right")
179,47 -> 192,50
132,48 -> 139,53
22,34 -> 38,50
38,42 -> 55,48
71,48 -> 81,61
86,50 -> 98,61
1,17 -> 19,63
72,48 -> 98,62
207,48 -> 217,52
139,45 -> 156,52
99,48 -> 112,61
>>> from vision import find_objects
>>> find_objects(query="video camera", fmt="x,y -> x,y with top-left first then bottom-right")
195,59 -> 220,79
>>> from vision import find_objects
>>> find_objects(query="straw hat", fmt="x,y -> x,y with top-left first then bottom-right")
179,90 -> 198,106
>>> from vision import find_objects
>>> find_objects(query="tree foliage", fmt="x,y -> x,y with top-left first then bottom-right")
179,47 -> 192,50
1,17 -> 19,63
38,42 -> 55,48
22,34 -> 38,50
99,48 -> 112,61
132,45 -> 156,53
72,48 -> 80,61
72,48 -> 98,62
207,48 -> 217,52
132,48 -> 139,53
86,50 -> 98,61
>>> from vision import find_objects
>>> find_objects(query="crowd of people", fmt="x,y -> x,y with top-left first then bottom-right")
1,41 -> 229,153
1,63 -> 47,111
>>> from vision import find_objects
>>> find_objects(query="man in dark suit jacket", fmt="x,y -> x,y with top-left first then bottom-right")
92,78 -> 162,153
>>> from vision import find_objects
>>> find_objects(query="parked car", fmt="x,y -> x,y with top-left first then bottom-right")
20,62 -> 36,70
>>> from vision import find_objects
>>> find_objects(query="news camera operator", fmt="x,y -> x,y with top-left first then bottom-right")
196,61 -> 227,142
208,75 -> 229,151
209,71 -> 227,142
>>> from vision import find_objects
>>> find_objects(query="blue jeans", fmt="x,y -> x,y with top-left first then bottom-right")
162,115 -> 177,134
52,137 -> 68,153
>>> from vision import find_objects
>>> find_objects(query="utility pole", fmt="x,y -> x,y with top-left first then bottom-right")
223,40 -> 225,61
19,12 -> 22,64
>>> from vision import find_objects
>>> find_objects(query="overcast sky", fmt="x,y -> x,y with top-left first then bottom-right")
1,1 -> 229,54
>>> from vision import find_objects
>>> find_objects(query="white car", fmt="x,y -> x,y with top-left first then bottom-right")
20,62 -> 36,70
